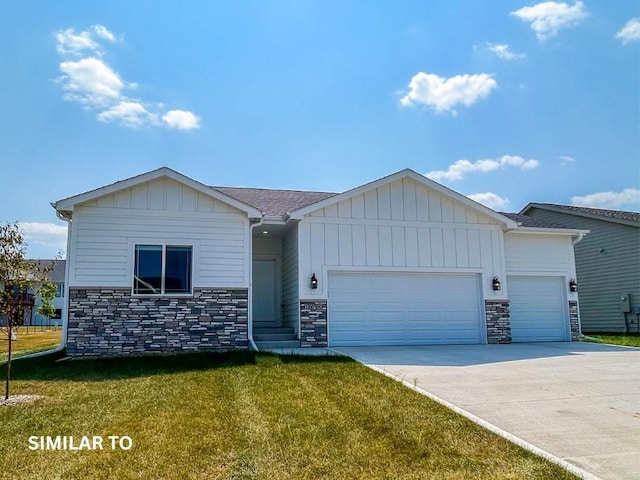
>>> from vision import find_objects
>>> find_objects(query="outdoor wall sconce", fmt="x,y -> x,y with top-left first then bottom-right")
569,279 -> 578,292
492,277 -> 501,291
311,273 -> 318,289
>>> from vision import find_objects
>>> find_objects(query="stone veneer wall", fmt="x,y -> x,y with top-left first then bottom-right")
485,300 -> 511,344
300,300 -> 327,347
568,300 -> 580,341
67,288 -> 248,356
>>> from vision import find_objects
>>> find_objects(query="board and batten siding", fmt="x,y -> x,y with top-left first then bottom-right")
69,177 -> 250,288
298,177 -> 506,298
525,208 -> 640,332
282,226 -> 299,333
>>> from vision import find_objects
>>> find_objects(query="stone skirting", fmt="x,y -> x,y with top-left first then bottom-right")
67,288 -> 248,356
485,300 -> 511,344
300,300 -> 327,347
568,300 -> 580,341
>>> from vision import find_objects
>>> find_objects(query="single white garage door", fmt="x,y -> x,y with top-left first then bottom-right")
508,276 -> 568,342
328,272 -> 483,346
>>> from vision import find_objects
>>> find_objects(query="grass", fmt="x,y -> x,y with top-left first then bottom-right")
582,332 -> 640,348
0,352 -> 576,480
0,327 -> 62,363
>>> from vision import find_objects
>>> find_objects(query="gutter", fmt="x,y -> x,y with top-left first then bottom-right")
572,231 -> 586,245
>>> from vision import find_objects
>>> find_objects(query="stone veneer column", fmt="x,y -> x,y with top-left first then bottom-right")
67,288 -> 248,356
568,300 -> 580,341
485,300 -> 511,344
300,300 -> 327,347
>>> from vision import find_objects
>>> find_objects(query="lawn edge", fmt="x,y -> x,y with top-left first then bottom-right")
579,335 -> 640,349
330,348 -> 601,480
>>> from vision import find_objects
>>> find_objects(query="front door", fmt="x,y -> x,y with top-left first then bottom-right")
252,258 -> 280,322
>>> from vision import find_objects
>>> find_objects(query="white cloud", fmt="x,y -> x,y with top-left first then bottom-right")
400,72 -> 497,115
19,222 -> 67,254
487,43 -> 525,60
162,110 -> 200,130
572,188 -> 640,209
98,101 -> 158,127
54,24 -> 200,130
559,155 -> 575,165
91,25 -> 116,42
615,18 -> 640,45
511,1 -> 587,40
467,192 -> 510,209
58,57 -> 124,107
426,155 -> 539,181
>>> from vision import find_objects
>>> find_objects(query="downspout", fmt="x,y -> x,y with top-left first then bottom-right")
572,232 -> 585,246
55,210 -> 72,352
17,209 -> 72,360
247,217 -> 264,351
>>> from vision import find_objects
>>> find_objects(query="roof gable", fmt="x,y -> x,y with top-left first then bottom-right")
521,203 -> 640,228
54,167 -> 262,218
287,168 -> 518,228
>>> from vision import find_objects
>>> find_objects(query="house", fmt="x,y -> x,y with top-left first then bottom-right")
53,168 -> 586,356
29,260 -> 66,326
520,203 -> 640,333
0,260 -> 65,328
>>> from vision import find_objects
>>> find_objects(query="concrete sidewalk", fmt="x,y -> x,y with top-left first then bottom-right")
333,342 -> 640,480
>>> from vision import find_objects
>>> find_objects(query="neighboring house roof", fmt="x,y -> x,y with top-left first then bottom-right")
520,203 -> 640,228
54,167 -> 263,218
499,213 -> 574,229
28,260 -> 66,284
213,187 -> 337,217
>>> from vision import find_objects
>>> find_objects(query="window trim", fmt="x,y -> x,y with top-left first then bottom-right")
132,243 -> 194,297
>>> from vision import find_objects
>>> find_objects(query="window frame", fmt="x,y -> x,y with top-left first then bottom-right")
132,243 -> 194,296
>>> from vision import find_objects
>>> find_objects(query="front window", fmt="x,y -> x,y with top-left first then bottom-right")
134,245 -> 192,295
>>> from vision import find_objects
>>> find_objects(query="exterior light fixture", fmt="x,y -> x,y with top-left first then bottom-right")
569,279 -> 578,292
311,273 -> 318,289
492,277 -> 501,291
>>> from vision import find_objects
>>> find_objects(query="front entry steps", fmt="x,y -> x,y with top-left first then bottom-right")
253,321 -> 300,350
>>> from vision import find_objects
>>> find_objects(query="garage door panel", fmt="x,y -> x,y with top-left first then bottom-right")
509,276 -> 567,342
328,273 -> 482,346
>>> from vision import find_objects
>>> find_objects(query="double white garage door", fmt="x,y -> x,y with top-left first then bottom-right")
328,273 -> 483,346
327,272 -> 568,346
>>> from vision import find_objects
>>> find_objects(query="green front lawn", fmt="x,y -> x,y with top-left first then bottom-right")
0,327 -> 63,364
582,333 -> 640,348
0,352 -> 575,480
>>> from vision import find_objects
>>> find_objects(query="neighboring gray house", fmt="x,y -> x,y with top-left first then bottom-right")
521,203 -> 640,333
29,260 -> 66,326
53,168 -> 586,356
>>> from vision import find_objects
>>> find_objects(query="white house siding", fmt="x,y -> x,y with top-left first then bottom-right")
69,177 -> 250,288
282,226 -> 299,333
298,177 -> 505,299
504,233 -> 577,279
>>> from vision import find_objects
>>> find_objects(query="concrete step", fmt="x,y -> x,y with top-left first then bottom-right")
253,321 -> 282,329
255,340 -> 301,350
254,327 -> 294,335
254,333 -> 298,342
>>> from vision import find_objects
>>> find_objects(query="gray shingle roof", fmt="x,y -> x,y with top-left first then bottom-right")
522,203 -> 640,224
500,213 -> 574,229
212,186 -> 337,216
26,260 -> 66,283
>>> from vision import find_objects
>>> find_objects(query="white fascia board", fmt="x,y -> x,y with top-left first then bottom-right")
288,168 -> 518,228
506,227 -> 590,236
53,167 -> 263,218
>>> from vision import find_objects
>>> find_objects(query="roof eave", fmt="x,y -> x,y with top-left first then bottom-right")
507,227 -> 590,235
521,203 -> 639,228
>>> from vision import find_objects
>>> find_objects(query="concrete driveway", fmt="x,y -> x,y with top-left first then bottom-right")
333,342 -> 640,480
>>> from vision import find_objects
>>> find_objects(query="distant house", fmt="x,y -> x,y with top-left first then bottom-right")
29,260 -> 66,326
53,168 -> 587,356
520,203 -> 640,333
0,260 -> 66,327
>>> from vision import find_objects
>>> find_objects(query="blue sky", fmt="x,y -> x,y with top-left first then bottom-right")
0,1 -> 638,259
